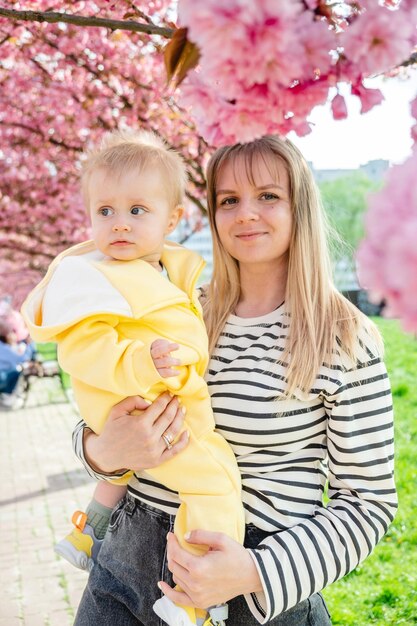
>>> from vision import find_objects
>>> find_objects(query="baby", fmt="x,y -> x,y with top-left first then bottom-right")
22,129 -> 244,626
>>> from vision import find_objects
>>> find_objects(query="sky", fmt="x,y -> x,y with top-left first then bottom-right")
289,68 -> 417,170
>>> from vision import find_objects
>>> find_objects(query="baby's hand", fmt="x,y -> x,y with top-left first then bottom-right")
151,339 -> 181,378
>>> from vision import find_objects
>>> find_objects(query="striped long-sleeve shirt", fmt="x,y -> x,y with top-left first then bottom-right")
73,303 -> 397,623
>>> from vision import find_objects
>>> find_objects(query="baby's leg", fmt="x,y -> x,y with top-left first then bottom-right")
94,480 -> 127,507
89,481 -> 127,536
55,482 -> 127,571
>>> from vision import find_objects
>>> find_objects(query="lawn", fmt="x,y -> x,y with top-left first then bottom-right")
322,318 -> 417,625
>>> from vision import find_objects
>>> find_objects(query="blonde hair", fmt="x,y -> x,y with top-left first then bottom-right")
204,135 -> 383,396
81,129 -> 187,210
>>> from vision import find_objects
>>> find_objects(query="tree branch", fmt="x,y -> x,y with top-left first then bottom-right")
401,51 -> 417,67
0,8 -> 174,38
185,190 -> 206,213
0,33 -> 11,46
0,120 -> 82,152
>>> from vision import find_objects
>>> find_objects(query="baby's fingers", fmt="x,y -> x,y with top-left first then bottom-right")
153,351 -> 181,375
151,339 -> 180,359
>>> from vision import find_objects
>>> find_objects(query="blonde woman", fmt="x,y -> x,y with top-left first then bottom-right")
73,136 -> 397,626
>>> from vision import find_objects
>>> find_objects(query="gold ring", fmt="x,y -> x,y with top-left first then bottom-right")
162,434 -> 173,450
163,431 -> 174,444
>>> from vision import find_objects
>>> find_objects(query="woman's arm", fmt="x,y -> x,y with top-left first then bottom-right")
243,354 -> 396,623
161,351 -> 397,623
73,393 -> 189,480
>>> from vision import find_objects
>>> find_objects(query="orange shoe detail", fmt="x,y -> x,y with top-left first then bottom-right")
72,510 -> 87,531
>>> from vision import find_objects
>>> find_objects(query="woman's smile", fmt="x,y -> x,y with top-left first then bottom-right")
235,230 -> 267,240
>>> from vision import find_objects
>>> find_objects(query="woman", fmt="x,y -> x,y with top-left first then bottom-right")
73,135 -> 397,625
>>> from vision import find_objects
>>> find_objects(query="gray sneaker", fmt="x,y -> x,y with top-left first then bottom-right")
54,511 -> 103,571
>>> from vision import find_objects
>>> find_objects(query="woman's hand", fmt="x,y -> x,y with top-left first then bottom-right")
83,392 -> 188,474
158,530 -> 263,608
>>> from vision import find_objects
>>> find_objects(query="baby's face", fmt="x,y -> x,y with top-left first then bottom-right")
88,166 -> 181,266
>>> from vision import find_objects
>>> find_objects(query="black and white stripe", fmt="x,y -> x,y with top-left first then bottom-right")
74,303 -> 396,623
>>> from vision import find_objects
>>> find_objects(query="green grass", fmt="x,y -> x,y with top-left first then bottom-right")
322,318 -> 417,625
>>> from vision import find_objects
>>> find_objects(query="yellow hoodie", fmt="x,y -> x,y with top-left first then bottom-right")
22,239 -> 245,552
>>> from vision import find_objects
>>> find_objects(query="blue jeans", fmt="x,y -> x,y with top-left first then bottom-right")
0,368 -> 21,394
74,495 -> 332,626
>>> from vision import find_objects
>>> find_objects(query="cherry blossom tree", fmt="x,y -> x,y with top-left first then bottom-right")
1,0 -> 417,330
356,96 -> 417,331
0,0 -> 206,307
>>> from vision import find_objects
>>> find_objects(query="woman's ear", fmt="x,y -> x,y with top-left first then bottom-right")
165,205 -> 184,234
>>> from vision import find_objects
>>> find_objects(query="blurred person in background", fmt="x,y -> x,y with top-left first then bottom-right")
0,313 -> 36,410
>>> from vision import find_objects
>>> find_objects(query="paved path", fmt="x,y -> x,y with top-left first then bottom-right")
0,379 -> 95,625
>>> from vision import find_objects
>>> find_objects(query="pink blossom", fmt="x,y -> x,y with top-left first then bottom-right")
177,1 -> 415,144
351,83 -> 384,114
411,95 -> 417,121
296,10 -> 336,76
180,74 -> 285,145
179,0 -> 306,91
180,70 -> 332,145
399,0 -> 417,26
410,96 -> 417,143
357,151 -> 417,332
283,80 -> 330,119
331,93 -> 348,120
341,5 -> 414,75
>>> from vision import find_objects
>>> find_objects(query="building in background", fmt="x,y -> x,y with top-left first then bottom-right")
311,159 -> 389,183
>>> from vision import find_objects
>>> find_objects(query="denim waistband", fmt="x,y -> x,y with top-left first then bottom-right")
126,493 -> 276,549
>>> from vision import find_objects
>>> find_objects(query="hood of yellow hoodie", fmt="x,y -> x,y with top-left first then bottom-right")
21,240 -> 205,342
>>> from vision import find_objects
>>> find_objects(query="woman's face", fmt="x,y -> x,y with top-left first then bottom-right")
214,154 -> 293,273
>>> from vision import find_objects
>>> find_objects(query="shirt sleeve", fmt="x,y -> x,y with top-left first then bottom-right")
57,315 -> 164,396
244,351 -> 397,623
72,419 -> 132,483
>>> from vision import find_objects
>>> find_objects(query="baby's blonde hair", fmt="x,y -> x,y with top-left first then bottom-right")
81,129 -> 188,210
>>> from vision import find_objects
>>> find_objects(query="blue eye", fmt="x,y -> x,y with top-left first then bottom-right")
98,207 -> 114,216
260,192 -> 278,201
219,197 -> 238,207
131,206 -> 146,215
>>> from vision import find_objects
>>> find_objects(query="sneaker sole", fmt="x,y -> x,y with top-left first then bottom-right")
54,540 -> 93,571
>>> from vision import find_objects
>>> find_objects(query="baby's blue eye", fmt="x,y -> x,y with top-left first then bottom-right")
99,207 -> 113,216
131,206 -> 146,215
